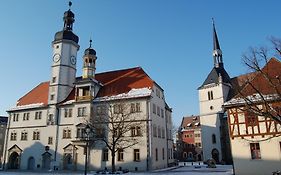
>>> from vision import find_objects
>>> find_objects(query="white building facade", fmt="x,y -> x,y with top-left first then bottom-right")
3,4 -> 173,172
198,22 -> 232,164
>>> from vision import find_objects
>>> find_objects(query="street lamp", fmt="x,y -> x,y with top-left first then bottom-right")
84,125 -> 91,175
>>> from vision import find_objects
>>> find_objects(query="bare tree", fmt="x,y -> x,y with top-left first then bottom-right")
238,37 -> 281,124
87,99 -> 146,172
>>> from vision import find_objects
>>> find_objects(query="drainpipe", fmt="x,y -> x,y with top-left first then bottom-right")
146,98 -> 152,171
54,106 -> 60,162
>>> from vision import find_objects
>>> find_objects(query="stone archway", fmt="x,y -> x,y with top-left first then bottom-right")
8,145 -> 22,169
42,152 -> 51,170
62,144 -> 77,170
8,152 -> 20,169
211,148 -> 219,163
27,157 -> 35,170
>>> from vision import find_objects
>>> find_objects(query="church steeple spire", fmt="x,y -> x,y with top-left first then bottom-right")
212,18 -> 223,68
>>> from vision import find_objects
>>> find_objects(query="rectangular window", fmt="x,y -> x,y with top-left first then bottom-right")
50,94 -> 55,101
35,111 -> 42,120
158,126 -> 161,138
13,114 -> 19,122
245,111 -> 258,127
162,128 -> 165,139
78,107 -> 86,117
103,149 -> 109,161
114,104 -> 123,114
10,132 -> 17,141
131,126 -> 141,137
155,148 -> 158,161
250,143 -> 261,159
96,128 -> 105,138
131,103 -> 136,113
136,103 -> 141,112
33,131 -> 40,140
48,137 -> 53,145
47,114 -> 54,125
208,91 -> 214,100
52,77 -> 56,83
134,149 -> 140,161
118,149 -> 124,161
162,148 -> 165,160
157,106 -> 160,116
161,109 -> 164,118
152,104 -> 156,114
23,113 -> 30,121
64,108 -> 72,118
63,129 -> 71,139
21,132 -> 28,140
153,125 -> 157,137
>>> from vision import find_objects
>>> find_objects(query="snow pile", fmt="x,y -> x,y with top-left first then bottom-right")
224,93 -> 280,106
9,103 -> 45,111
62,99 -> 75,105
94,87 -> 152,102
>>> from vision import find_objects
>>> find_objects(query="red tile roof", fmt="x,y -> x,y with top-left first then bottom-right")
234,58 -> 281,98
16,67 -> 154,106
17,82 -> 49,106
180,115 -> 200,129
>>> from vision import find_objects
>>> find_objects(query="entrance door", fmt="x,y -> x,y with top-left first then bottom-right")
8,152 -> 20,169
42,153 -> 51,170
27,157 -> 35,170
211,148 -> 219,163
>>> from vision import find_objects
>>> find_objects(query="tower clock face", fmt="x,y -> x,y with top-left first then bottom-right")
70,56 -> 76,65
53,54 -> 61,63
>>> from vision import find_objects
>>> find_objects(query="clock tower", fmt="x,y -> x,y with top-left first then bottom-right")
48,2 -> 80,105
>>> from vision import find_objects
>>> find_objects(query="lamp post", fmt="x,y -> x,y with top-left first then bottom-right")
84,125 -> 91,175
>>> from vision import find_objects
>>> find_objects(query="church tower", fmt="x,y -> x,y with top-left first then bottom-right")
48,2 -> 80,105
198,20 -> 232,163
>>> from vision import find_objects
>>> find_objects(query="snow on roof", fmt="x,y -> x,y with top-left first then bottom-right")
94,87 -> 152,102
9,103 -> 45,111
194,122 -> 200,126
224,93 -> 279,107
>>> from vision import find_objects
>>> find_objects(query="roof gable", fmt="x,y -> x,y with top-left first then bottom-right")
199,67 -> 231,89
15,67 -> 154,107
17,82 -> 49,106
236,58 -> 281,98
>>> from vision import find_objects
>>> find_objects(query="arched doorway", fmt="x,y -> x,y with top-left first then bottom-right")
63,154 -> 73,170
197,154 -> 202,161
27,157 -> 35,170
8,152 -> 20,169
211,148 -> 219,163
42,152 -> 51,170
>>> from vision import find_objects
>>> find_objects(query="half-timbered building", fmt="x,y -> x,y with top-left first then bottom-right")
224,58 -> 281,175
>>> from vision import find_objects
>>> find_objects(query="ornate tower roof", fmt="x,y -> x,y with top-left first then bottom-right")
54,1 -> 79,44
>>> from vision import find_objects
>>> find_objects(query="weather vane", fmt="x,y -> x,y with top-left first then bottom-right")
69,1 -> 72,9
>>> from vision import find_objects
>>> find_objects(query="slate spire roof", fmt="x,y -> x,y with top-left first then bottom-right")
199,20 -> 230,89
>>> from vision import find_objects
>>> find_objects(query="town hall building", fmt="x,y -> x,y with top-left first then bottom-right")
3,3 -> 174,172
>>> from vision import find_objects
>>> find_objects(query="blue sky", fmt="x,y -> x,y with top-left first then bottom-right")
0,1 -> 281,126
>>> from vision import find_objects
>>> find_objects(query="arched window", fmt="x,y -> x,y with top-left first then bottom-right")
212,134 -> 216,144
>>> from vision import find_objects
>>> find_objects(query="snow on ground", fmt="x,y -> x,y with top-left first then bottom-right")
0,164 -> 233,175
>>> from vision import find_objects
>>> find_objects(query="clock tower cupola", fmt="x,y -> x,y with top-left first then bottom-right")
48,1 -> 80,105
82,39 -> 97,79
